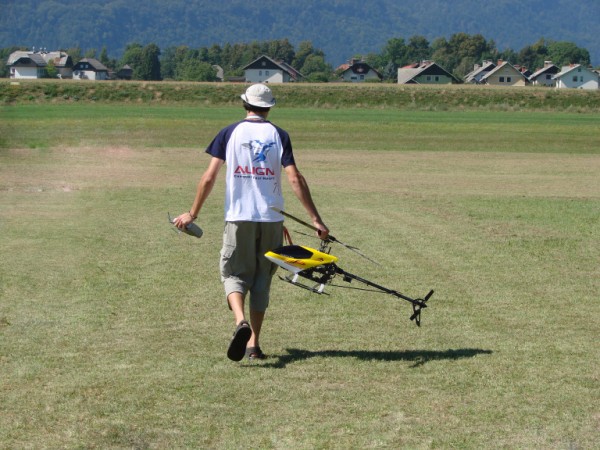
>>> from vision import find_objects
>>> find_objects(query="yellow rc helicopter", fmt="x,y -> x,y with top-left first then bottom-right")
265,208 -> 435,326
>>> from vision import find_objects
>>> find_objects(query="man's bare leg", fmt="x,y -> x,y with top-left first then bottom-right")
248,309 -> 265,348
227,292 -> 245,325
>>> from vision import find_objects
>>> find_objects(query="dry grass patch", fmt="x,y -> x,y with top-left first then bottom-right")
0,146 -> 204,196
297,149 -> 600,199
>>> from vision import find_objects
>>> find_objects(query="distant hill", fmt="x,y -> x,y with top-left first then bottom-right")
2,0 -> 599,66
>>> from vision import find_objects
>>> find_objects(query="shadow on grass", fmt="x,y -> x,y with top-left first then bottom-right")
259,348 -> 493,369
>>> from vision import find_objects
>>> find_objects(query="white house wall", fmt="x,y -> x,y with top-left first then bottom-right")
557,72 -> 598,89
73,70 -> 107,80
579,79 -> 599,89
245,69 -> 285,83
10,67 -> 43,79
342,71 -> 379,82
557,78 -> 598,89
415,74 -> 453,84
555,65 -> 599,89
532,73 -> 555,87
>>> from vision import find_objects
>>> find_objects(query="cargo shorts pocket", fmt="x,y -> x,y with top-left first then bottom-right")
220,243 -> 236,280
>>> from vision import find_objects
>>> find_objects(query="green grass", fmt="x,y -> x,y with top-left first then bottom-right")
2,103 -> 599,154
1,104 -> 599,448
2,79 -> 600,112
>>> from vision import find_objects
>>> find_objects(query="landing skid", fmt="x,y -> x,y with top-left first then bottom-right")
279,274 -> 329,295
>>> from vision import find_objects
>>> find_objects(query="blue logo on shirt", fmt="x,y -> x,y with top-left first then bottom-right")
243,140 -> 276,163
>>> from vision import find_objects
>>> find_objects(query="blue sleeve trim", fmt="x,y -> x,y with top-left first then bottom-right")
275,125 -> 296,167
205,122 -> 242,160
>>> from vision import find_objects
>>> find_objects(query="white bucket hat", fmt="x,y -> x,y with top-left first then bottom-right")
240,83 -> 276,108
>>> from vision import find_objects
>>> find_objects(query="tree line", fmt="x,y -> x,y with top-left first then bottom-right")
1,34 -> 592,82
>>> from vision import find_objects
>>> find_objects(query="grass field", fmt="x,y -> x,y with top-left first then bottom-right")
1,103 -> 599,448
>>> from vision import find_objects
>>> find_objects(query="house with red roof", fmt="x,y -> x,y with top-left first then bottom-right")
337,58 -> 382,82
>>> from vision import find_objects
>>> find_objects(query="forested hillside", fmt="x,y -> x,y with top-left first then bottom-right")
2,0 -> 599,66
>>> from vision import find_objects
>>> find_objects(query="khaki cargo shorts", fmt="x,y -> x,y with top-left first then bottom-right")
220,221 -> 283,312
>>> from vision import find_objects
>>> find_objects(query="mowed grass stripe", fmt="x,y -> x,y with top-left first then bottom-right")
2,104 -> 599,153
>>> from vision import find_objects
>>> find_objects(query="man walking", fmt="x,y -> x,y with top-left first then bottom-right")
173,83 -> 329,361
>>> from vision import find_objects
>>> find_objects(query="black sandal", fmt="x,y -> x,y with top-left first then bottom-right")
245,346 -> 267,360
227,320 -> 252,361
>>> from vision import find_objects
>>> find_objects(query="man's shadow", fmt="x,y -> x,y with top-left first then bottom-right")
260,348 -> 492,369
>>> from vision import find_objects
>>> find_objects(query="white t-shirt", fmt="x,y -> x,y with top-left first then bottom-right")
206,118 -> 296,222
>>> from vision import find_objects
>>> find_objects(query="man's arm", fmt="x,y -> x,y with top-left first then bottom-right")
174,157 -> 224,229
284,164 -> 329,239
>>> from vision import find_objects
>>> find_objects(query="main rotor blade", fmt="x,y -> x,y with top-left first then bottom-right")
336,241 -> 381,266
272,207 -> 320,233
271,207 -> 380,265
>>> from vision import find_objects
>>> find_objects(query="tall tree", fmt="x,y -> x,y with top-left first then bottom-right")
44,60 -> 57,78
547,41 -> 591,66
382,37 -> 408,69
178,59 -> 217,82
84,48 -> 96,59
405,35 -> 431,63
299,54 -> 332,81
293,41 -> 316,70
206,44 -> 222,66
122,43 -> 161,80
160,46 -> 178,79
140,43 -> 161,80
0,46 -> 21,77
121,43 -> 144,79
99,46 -> 113,69
293,41 -> 326,71
267,38 -> 295,63
66,47 -> 83,65
528,38 -> 550,70
498,48 -> 518,64
431,33 -> 497,77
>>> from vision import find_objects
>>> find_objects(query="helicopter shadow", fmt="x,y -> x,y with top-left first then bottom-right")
260,347 -> 493,369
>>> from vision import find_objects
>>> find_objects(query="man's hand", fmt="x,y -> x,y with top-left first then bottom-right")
314,221 -> 330,240
173,211 -> 195,230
